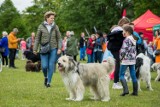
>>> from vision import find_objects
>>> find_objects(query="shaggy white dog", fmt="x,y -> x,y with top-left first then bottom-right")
57,55 -> 115,102
151,63 -> 160,81
136,53 -> 153,91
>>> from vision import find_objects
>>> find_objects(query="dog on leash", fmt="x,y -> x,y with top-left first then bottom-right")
25,60 -> 41,72
57,55 -> 115,102
136,53 -> 153,91
24,50 -> 41,63
151,63 -> 160,81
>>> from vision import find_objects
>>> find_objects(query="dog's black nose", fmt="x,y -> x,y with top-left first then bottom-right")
58,63 -> 61,66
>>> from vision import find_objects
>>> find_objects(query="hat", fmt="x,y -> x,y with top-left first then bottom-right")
44,11 -> 56,17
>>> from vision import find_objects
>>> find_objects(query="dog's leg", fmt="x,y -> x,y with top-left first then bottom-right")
138,80 -> 142,91
74,88 -> 84,101
74,83 -> 85,101
155,72 -> 160,82
146,79 -> 153,91
66,90 -> 75,101
100,76 -> 110,102
90,85 -> 100,100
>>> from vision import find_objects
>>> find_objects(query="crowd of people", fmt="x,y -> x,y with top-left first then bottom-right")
0,11 -> 160,94
60,17 -> 160,96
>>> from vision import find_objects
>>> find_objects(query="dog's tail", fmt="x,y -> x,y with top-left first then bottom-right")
102,57 -> 115,73
135,57 -> 143,79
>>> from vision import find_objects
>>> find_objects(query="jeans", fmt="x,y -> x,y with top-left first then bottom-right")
119,65 -> 137,83
40,48 -> 58,84
95,51 -> 103,63
87,54 -> 94,63
80,46 -> 86,60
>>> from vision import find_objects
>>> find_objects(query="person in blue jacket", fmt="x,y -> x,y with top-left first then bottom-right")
0,31 -> 9,67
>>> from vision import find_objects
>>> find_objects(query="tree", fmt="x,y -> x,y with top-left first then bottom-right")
56,0 -> 134,36
133,0 -> 160,19
23,0 -> 58,36
0,0 -> 27,38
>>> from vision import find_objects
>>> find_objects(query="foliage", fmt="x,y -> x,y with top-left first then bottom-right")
57,0 -> 134,36
23,0 -> 135,37
0,0 -> 27,38
133,0 -> 160,19
0,0 -> 160,39
0,57 -> 160,107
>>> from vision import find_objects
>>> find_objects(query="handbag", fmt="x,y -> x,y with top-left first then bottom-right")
0,47 -> 5,53
40,43 -> 50,54
155,49 -> 160,56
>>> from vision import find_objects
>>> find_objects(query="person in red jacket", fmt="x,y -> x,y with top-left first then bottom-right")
86,34 -> 96,63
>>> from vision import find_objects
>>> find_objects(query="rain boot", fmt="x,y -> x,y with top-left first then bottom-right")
120,79 -> 129,96
131,82 -> 138,96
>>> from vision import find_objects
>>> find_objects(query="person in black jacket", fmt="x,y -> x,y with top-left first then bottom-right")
79,32 -> 86,61
108,17 -> 130,89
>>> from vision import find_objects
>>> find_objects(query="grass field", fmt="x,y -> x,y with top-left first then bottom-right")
0,58 -> 160,107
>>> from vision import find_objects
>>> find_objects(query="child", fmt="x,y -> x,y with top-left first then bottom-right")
20,38 -> 26,60
119,25 -> 138,96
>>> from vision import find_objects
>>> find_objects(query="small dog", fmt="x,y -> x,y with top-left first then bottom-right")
151,63 -> 160,81
58,55 -> 115,102
136,53 -> 153,91
25,60 -> 41,72
24,50 -> 41,63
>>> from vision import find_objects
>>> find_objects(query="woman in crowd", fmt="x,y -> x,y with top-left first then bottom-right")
107,17 -> 130,89
33,11 -> 62,87
20,38 -> 26,60
86,34 -> 95,63
61,36 -> 67,55
94,31 -> 103,63
154,30 -> 160,63
0,31 -> 9,67
119,25 -> 138,96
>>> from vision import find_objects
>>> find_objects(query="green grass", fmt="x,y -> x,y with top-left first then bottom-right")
0,58 -> 160,107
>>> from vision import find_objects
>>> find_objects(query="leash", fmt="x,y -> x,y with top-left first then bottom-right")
71,60 -> 80,75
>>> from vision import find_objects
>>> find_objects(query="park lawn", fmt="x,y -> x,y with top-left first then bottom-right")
0,59 -> 160,107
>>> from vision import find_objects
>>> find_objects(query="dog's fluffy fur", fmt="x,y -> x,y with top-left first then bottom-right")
151,63 -> 160,81
25,60 -> 41,72
24,50 -> 40,63
57,55 -> 115,102
136,53 -> 153,91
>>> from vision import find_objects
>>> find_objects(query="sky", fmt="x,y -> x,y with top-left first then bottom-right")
0,0 -> 33,12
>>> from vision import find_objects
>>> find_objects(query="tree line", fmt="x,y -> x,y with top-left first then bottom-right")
0,0 -> 160,39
